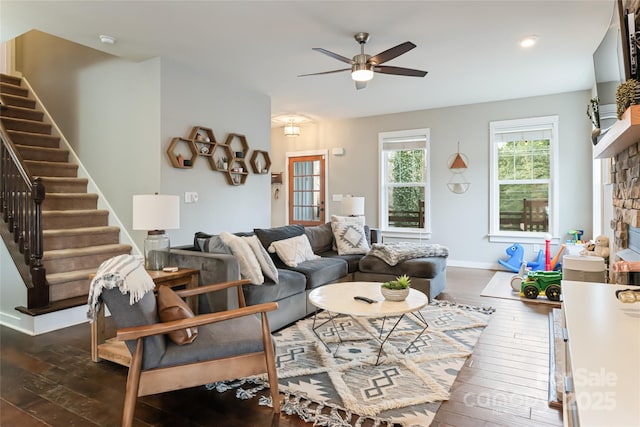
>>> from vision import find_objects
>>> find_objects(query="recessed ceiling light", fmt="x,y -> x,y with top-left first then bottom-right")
99,34 -> 116,45
520,35 -> 538,48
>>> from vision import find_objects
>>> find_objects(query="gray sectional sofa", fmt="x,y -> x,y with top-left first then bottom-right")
170,223 -> 447,331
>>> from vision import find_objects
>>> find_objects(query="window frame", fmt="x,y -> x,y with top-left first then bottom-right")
378,128 -> 431,239
489,115 -> 559,243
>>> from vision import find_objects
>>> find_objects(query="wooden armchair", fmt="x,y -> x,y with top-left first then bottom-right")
101,279 -> 280,427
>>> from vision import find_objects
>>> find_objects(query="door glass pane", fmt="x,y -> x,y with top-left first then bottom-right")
290,158 -> 324,224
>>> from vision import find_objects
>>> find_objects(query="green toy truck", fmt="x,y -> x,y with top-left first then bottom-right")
520,271 -> 562,301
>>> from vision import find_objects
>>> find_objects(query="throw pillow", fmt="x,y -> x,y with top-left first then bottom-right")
268,234 -> 320,267
330,215 -> 366,252
157,286 -> 198,345
331,220 -> 371,255
204,235 -> 232,254
242,235 -> 279,283
304,222 -> 334,254
220,231 -> 265,285
254,224 -> 305,251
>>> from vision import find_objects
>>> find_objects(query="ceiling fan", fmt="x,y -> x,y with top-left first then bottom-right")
298,32 -> 428,90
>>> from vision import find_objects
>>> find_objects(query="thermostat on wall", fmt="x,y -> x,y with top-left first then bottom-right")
332,147 -> 345,156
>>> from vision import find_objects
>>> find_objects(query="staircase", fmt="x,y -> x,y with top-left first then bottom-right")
0,73 -> 131,312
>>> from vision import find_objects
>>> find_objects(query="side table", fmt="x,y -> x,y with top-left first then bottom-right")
90,268 -> 200,366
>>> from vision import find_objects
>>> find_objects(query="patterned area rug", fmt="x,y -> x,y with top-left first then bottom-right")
208,301 -> 494,427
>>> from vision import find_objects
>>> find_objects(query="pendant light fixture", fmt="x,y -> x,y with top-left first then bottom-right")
284,119 -> 300,137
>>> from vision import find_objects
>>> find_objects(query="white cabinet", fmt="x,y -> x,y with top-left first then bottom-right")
562,281 -> 640,426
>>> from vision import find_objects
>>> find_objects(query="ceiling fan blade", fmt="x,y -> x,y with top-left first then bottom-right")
355,81 -> 367,90
369,41 -> 416,65
375,65 -> 428,77
312,47 -> 354,64
298,68 -> 350,77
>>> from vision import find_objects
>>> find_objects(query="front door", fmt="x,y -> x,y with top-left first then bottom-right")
288,154 -> 325,226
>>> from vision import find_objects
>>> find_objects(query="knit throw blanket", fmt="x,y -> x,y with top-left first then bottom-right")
86,254 -> 155,322
368,242 -> 449,266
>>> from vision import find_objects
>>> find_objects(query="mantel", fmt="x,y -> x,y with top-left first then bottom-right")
593,105 -> 640,159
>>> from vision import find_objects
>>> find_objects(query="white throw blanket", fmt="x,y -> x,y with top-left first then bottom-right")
86,254 -> 155,322
368,242 -> 449,266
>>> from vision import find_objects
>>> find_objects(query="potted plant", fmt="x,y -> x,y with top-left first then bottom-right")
381,274 -> 411,301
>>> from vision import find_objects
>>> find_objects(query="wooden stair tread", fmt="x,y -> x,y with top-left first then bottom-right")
42,209 -> 109,217
7,129 -> 59,144
43,243 -> 132,260
0,104 -> 44,120
39,176 -> 89,184
26,159 -> 78,167
43,226 -> 120,237
0,93 -> 36,109
46,268 -> 101,285
43,193 -> 98,200
16,144 -> 67,154
1,116 -> 52,134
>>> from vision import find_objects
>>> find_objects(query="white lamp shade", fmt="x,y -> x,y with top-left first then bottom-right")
132,194 -> 180,231
342,196 -> 365,216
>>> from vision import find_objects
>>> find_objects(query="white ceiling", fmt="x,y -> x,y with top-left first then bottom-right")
1,1 -> 614,122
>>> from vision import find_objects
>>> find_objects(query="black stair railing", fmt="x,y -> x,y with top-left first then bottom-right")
0,116 -> 48,308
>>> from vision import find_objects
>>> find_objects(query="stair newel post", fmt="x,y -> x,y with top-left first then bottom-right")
28,177 -> 48,309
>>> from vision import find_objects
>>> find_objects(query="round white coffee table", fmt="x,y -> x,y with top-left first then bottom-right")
308,282 -> 429,364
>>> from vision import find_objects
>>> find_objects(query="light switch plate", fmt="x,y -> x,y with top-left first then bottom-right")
184,192 -> 198,203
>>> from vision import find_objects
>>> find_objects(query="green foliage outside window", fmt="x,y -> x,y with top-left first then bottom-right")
497,139 -> 550,231
388,150 -> 425,228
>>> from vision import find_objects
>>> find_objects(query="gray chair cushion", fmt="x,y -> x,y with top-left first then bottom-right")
358,254 -> 447,279
157,314 -> 266,369
288,257 -> 348,290
242,269 -> 306,306
101,288 -> 166,370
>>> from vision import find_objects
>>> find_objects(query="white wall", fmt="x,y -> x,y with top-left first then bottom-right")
159,58 -> 272,246
271,90 -> 593,268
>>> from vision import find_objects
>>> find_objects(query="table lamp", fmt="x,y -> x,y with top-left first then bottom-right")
342,196 -> 365,217
132,194 -> 180,270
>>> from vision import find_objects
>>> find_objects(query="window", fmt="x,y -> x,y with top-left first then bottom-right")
378,129 -> 430,236
489,116 -> 559,242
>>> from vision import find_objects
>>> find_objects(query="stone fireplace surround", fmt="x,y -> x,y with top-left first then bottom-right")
611,142 -> 640,284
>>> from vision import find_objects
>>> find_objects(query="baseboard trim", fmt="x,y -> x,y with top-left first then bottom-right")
1,304 -> 90,335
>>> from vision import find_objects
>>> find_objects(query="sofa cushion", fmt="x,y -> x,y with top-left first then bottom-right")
268,234 -> 320,267
358,254 -> 447,279
319,250 -> 363,273
242,269 -> 307,306
288,257 -> 348,290
304,223 -> 334,254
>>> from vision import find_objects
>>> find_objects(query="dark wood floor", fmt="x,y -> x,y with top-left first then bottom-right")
0,267 -> 563,427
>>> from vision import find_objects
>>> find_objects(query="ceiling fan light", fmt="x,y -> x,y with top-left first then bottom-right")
351,64 -> 374,82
